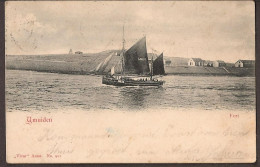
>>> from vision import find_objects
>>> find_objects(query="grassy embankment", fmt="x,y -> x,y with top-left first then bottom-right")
165,66 -> 255,76
6,51 -> 120,75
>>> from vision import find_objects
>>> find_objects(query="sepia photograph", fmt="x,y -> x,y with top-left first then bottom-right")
5,1 -> 256,163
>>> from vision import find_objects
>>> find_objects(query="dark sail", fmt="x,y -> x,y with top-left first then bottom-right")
124,37 -> 150,75
153,53 -> 165,75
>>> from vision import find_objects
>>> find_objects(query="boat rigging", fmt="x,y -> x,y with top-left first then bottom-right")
102,26 -> 165,86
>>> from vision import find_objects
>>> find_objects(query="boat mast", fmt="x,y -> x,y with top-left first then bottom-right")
150,56 -> 153,80
121,25 -> 125,79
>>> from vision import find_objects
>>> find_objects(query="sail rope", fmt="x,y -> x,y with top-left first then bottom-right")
94,52 -> 114,72
102,30 -> 120,52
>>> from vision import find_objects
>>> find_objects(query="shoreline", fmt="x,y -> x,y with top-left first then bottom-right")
6,68 -> 255,77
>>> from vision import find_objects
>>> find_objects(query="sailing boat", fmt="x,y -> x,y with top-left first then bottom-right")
152,52 -> 165,75
102,28 -> 165,86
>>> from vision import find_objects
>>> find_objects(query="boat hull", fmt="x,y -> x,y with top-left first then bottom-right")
102,76 -> 164,86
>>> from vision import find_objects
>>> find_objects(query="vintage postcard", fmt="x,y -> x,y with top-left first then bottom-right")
5,1 -> 256,163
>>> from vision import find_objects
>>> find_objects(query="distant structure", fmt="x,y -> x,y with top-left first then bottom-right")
213,60 -> 226,67
188,58 -> 204,66
226,63 -> 235,68
165,60 -> 172,66
187,58 -> 227,67
75,51 -> 83,54
235,60 -> 255,68
69,49 -> 73,54
203,60 -> 213,67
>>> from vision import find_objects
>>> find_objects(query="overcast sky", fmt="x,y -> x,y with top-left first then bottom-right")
5,1 -> 254,62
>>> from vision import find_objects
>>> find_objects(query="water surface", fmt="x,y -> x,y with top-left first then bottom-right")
6,70 -> 255,112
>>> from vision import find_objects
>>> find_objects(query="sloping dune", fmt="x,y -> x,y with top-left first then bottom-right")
6,51 -> 121,75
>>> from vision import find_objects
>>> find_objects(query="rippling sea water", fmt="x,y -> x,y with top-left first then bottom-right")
6,70 -> 255,112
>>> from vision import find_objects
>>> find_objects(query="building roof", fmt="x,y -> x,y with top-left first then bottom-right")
191,58 -> 204,62
204,60 -> 213,64
237,60 -> 255,64
215,60 -> 225,63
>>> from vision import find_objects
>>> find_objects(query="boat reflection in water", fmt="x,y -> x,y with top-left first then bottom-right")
117,86 -> 165,110
102,26 -> 165,87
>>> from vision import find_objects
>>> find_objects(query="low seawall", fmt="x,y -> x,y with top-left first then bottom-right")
165,66 -> 255,76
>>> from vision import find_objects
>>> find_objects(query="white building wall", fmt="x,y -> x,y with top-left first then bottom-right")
188,59 -> 195,66
235,61 -> 243,67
